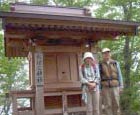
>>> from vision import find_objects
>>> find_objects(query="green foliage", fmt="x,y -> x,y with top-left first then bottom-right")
0,0 -> 11,11
30,0 -> 93,7
0,1 -> 29,111
0,0 -> 140,114
96,0 -> 140,114
31,0 -> 49,5
94,0 -> 140,21
94,0 -> 123,19
53,0 -> 92,7
0,34 -> 29,114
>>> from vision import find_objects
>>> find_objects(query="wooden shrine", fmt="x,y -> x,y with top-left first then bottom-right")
0,3 -> 140,115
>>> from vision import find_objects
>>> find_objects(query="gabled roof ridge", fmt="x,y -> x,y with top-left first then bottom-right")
10,2 -> 84,10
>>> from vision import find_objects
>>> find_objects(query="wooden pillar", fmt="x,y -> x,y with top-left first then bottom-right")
90,41 -> 98,53
62,92 -> 68,115
28,52 -> 35,88
77,52 -> 82,75
35,87 -> 44,115
91,42 -> 99,61
12,95 -> 17,115
31,52 -> 35,87
34,52 -> 44,115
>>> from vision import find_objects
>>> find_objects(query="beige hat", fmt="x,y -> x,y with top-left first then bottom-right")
102,48 -> 111,53
83,52 -> 94,60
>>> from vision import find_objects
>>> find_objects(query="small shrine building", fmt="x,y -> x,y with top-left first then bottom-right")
0,3 -> 140,115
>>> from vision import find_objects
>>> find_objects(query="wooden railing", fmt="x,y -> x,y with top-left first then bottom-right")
18,111 -> 35,115
10,89 -> 86,115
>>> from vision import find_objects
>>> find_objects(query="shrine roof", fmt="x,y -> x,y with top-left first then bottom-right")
0,3 -> 140,58
0,3 -> 140,27
0,10 -> 140,27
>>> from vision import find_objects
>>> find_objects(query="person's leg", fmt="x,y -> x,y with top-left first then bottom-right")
102,88 -> 113,115
86,91 -> 93,115
92,91 -> 100,115
111,87 -> 121,115
99,91 -> 104,115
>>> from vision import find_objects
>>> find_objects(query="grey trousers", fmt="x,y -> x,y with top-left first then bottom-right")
101,87 -> 121,115
86,91 -> 100,115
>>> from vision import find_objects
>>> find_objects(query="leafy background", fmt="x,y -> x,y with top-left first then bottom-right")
0,0 -> 140,115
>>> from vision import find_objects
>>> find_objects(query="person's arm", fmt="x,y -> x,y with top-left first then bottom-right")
116,61 -> 124,89
79,66 -> 97,89
94,64 -> 100,84
79,66 -> 88,84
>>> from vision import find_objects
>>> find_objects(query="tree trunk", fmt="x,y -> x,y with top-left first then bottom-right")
121,37 -> 131,115
124,37 -> 131,88
122,3 -> 133,114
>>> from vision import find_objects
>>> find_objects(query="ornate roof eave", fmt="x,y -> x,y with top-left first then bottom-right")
0,11 -> 140,58
0,11 -> 139,37
0,11 -> 140,27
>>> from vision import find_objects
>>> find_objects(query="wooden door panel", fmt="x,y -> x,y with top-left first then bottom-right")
69,53 -> 79,81
44,54 -> 57,83
44,53 -> 79,84
57,54 -> 71,81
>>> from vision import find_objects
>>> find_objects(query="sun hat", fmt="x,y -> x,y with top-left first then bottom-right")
83,52 -> 94,60
102,48 -> 111,53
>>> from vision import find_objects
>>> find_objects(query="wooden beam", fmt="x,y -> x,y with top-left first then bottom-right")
35,46 -> 82,53
44,82 -> 81,90
5,18 -> 135,33
44,107 -> 86,114
45,108 -> 62,114
5,33 -> 26,39
68,106 -> 86,112
17,111 -> 35,115
10,90 -> 35,98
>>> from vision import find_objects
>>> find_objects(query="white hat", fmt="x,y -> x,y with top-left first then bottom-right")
83,52 -> 94,60
102,48 -> 111,53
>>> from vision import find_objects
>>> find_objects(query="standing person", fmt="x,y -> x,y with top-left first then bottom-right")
100,48 -> 124,115
79,52 -> 100,115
